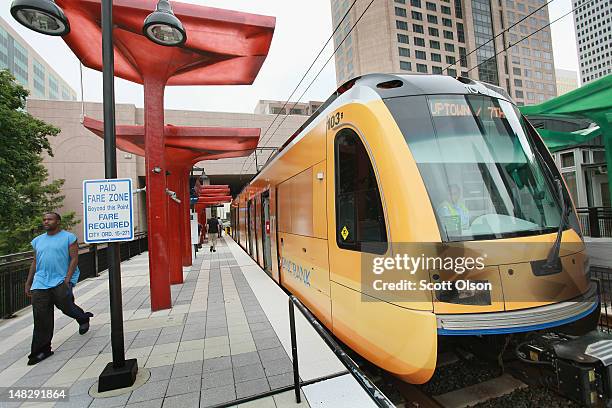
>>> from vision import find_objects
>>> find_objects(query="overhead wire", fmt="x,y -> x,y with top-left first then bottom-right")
465,0 -> 597,75
238,0 -> 359,177
241,0 -> 377,177
442,0 -> 557,73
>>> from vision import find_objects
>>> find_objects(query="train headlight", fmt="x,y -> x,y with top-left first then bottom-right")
435,280 -> 492,305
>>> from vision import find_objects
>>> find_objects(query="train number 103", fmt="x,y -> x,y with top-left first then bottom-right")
326,111 -> 344,130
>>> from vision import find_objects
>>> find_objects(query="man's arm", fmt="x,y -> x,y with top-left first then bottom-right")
25,253 -> 36,297
65,241 -> 79,286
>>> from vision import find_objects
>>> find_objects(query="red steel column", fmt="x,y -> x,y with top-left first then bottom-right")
144,78 -> 171,310
181,168 -> 192,266
167,165 -> 184,284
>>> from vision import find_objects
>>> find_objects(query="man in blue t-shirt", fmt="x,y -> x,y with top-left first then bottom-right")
25,212 -> 93,365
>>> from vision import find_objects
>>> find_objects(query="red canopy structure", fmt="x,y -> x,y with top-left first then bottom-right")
194,186 -> 232,227
83,117 -> 259,286
59,0 -> 275,309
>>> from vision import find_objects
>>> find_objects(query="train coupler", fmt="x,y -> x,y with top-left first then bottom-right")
517,331 -> 612,407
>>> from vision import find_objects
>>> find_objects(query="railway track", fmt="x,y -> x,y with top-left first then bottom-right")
347,348 -> 584,408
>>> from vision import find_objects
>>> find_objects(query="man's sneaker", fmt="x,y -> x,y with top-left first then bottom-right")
27,350 -> 53,365
79,312 -> 94,335
209,246 -> 213,252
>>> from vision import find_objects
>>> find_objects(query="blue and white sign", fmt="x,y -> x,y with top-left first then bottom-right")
83,178 -> 134,243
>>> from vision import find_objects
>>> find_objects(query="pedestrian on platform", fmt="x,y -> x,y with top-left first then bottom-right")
217,217 -> 223,238
25,212 -> 94,365
207,216 -> 220,252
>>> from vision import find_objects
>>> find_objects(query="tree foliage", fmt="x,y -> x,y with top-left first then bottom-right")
0,70 -> 78,255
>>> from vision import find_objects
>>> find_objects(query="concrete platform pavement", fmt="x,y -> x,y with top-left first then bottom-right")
0,236 -> 377,408
585,237 -> 612,269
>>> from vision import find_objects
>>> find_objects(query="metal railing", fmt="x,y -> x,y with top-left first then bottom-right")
288,295 -> 395,407
0,233 -> 148,319
577,207 -> 612,238
594,267 -> 612,333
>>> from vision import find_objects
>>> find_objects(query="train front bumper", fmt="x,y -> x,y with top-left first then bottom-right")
436,282 -> 599,335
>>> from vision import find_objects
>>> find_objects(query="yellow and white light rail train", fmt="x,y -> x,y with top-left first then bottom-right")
230,74 -> 601,387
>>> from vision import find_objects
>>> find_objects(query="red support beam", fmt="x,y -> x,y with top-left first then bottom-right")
144,78 -> 171,310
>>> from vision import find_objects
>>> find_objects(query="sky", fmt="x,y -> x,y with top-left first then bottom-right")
1,0 -> 580,114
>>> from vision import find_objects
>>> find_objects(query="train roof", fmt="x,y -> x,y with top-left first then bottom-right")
237,74 -> 517,190
269,74 -> 513,161
351,73 -> 513,101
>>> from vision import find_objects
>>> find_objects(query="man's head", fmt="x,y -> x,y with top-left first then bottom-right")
449,184 -> 461,204
42,212 -> 61,232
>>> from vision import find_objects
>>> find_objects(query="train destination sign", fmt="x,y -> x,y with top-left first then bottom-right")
83,178 -> 134,243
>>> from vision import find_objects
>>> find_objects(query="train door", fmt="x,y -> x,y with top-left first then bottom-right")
327,126 -> 389,330
261,191 -> 272,275
254,195 -> 262,265
247,200 -> 254,256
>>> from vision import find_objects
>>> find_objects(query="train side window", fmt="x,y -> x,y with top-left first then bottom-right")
335,128 -> 387,253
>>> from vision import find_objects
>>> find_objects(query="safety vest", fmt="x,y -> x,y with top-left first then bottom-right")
439,201 -> 470,229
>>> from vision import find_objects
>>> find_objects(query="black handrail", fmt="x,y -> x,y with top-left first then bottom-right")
288,295 -> 395,408
576,207 -> 612,238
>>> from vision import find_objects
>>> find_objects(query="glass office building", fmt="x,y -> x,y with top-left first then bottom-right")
0,16 -> 77,101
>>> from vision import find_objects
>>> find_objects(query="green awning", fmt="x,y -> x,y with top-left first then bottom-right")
537,126 -> 601,152
518,74 -> 612,207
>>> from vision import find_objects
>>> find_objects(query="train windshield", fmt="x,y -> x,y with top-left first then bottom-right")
385,94 -> 563,242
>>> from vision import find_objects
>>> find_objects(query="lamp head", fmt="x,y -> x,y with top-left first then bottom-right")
143,0 -> 186,46
10,0 -> 70,36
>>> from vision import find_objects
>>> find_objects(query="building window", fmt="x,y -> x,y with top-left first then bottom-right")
593,150 -> 606,164
431,53 -> 442,62
399,47 -> 410,57
426,2 -> 437,10
398,33 -> 410,44
561,152 -> 575,168
414,37 -> 426,47
335,128 -> 387,253
411,0 -> 422,7
397,20 -> 409,30
446,55 -> 456,64
416,50 -> 427,59
33,59 -> 46,98
457,23 -> 465,43
441,5 -> 452,14
395,0 -> 406,3
432,66 -> 443,74
454,0 -> 463,18
447,68 -> 457,76
444,43 -> 455,52
400,61 -> 412,71
443,30 -> 454,40
427,14 -> 438,24
430,40 -> 441,49
12,41 -> 29,86
442,18 -> 453,27
395,7 -> 407,17
413,24 -> 424,33
412,11 -> 423,20
513,67 -> 522,75
417,63 -> 428,73
429,27 -> 439,36
515,90 -> 524,98
48,74 -> 59,100
514,78 -> 522,87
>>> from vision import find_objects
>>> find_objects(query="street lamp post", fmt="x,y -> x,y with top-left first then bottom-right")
96,0 -> 138,391
10,0 -> 187,393
10,0 -> 138,392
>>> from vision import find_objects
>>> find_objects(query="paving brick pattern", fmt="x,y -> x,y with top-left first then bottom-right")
0,238 -> 308,408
